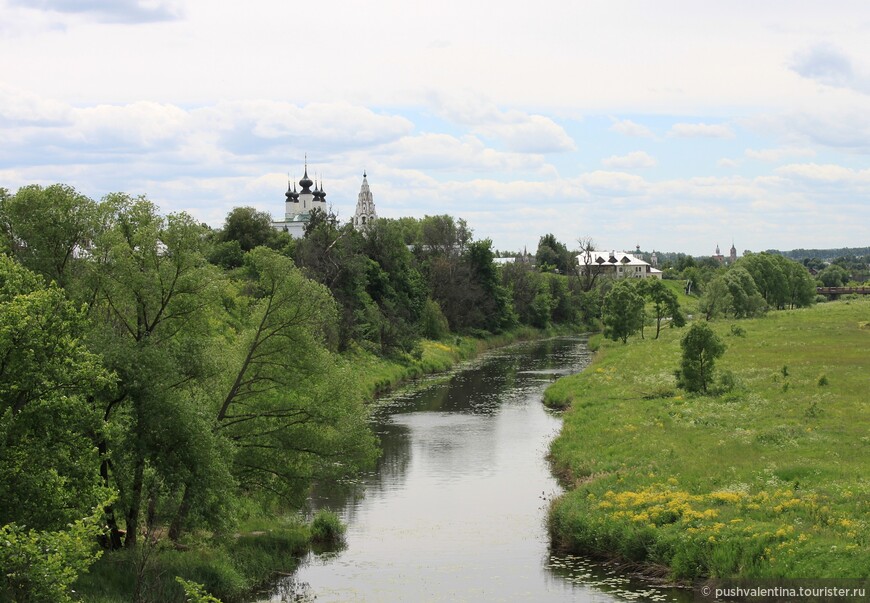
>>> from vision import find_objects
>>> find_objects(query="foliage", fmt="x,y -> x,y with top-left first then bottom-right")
419,298 -> 450,339
641,279 -> 686,339
0,183 -> 99,290
0,256 -> 111,530
0,509 -> 105,603
677,321 -> 726,393
216,206 -> 288,253
310,510 -> 346,547
536,233 -> 575,275
817,264 -> 850,287
602,279 -> 645,343
215,247 -> 378,505
700,267 -> 766,319
175,578 -> 224,603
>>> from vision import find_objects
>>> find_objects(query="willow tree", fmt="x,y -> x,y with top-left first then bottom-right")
85,195 -> 226,548
169,248 -> 378,540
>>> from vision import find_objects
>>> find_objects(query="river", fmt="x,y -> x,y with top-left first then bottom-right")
256,336 -> 688,602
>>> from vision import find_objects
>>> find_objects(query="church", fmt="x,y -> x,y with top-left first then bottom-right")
271,162 -> 377,238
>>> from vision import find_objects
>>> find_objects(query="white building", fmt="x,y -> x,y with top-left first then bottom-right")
577,251 -> 662,279
352,172 -> 377,231
271,162 -> 328,238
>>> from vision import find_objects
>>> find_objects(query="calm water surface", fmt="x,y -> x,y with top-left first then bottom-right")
257,337 -> 687,603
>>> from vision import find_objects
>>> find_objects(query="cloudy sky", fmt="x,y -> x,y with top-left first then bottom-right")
1,0 -> 868,256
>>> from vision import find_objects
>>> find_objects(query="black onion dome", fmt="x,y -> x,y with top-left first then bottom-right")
299,166 -> 314,192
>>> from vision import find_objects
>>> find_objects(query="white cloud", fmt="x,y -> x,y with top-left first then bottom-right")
601,151 -> 656,169
472,114 -> 577,153
432,94 -> 576,153
744,147 -> 816,162
789,43 -> 870,94
609,118 -> 654,138
668,122 -> 735,139
717,158 -> 741,168
776,162 -> 870,184
11,0 -> 183,23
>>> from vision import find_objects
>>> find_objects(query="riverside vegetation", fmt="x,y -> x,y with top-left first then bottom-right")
545,297 -> 870,581
0,184 -> 595,602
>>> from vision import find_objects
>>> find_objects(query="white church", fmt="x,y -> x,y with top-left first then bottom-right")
271,161 -> 377,237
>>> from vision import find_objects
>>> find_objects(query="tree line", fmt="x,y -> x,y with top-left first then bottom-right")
0,184 -> 596,599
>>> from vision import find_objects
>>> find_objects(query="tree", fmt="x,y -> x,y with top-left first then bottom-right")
0,256 -> 111,531
85,195 -> 225,548
0,184 -> 99,290
602,279 -> 645,343
818,264 -> 850,287
212,248 -> 377,508
677,322 -> 725,393
576,237 -> 606,292
536,233 -> 574,274
643,279 -> 686,339
218,206 -> 287,252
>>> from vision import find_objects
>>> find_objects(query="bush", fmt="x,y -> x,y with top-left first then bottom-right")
310,510 -> 346,548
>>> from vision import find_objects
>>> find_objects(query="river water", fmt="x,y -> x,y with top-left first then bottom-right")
256,337 -> 688,603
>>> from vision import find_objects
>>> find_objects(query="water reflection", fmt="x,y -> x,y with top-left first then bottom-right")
256,337 -> 688,602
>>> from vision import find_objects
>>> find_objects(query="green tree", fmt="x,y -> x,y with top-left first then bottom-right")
0,184 -> 99,290
218,206 -> 288,252
536,233 -> 574,274
212,248 -> 377,507
642,279 -> 686,339
85,195 -> 225,548
602,279 -> 645,343
0,510 -> 105,603
0,256 -> 111,531
818,264 -> 850,287
677,322 -> 725,393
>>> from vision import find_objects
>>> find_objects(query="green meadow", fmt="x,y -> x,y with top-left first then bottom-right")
545,298 -> 870,581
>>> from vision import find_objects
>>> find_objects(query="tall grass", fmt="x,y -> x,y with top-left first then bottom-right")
546,298 -> 870,581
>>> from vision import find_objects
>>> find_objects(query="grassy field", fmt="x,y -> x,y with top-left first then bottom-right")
546,298 -> 870,581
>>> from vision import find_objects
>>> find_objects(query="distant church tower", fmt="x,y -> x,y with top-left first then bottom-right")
271,157 -> 328,238
730,242 -> 737,264
353,171 -> 377,231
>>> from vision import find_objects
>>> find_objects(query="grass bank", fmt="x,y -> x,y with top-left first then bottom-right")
546,299 -> 870,581
76,514 -> 311,603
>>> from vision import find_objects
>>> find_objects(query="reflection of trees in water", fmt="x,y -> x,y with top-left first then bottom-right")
309,338 -> 591,529
307,419 -> 412,520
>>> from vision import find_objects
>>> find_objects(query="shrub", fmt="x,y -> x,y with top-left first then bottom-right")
310,510 -> 346,548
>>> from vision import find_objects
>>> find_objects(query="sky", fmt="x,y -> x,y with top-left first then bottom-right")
1,0 -> 869,256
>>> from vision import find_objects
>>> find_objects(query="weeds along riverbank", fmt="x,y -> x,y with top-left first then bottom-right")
545,298 -> 870,582
75,325 -> 575,603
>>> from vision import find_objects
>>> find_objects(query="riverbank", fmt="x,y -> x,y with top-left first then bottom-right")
545,299 -> 870,582
75,325 -> 579,603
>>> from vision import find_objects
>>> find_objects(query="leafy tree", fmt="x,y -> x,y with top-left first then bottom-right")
361,219 -> 427,355
677,322 -> 725,393
818,264 -> 850,287
699,268 -> 765,319
85,195 -> 225,548
212,248 -> 377,507
218,206 -> 287,252
0,509 -> 105,603
419,298 -> 450,339
536,233 -> 574,274
602,279 -> 645,343
0,256 -> 111,531
642,279 -> 686,339
0,184 -> 99,290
